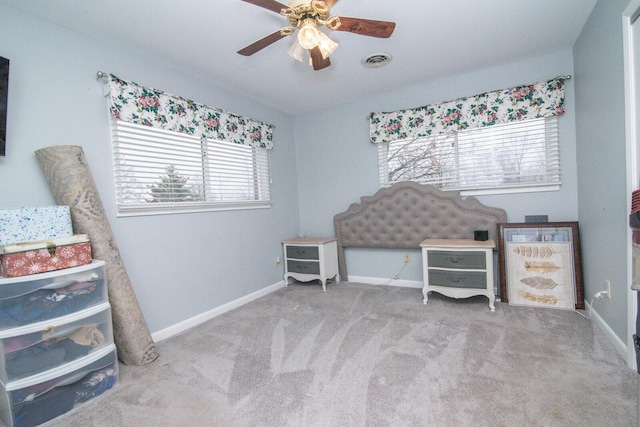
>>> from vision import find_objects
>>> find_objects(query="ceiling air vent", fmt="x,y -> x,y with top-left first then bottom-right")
361,53 -> 392,68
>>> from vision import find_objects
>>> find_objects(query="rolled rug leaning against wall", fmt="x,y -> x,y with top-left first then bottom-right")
35,144 -> 158,366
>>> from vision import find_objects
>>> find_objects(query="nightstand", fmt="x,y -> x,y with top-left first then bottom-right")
282,237 -> 339,291
420,239 -> 496,311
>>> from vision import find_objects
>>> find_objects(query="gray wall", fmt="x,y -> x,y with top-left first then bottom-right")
574,0 -> 630,343
0,5 -> 299,334
295,50 -> 579,281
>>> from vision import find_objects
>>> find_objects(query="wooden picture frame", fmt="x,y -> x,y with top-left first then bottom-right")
497,222 -> 584,309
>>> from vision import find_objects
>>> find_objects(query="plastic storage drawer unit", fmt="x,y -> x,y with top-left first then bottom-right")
0,261 -> 107,330
0,303 -> 113,383
0,345 -> 118,427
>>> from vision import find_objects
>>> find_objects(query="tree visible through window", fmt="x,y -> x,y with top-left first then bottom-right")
379,117 -> 560,194
111,120 -> 271,216
148,165 -> 203,203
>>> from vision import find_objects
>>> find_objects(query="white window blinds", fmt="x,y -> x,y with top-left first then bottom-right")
378,117 -> 560,194
111,120 -> 270,216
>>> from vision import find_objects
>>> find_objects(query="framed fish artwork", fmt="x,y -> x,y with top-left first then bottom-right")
497,222 -> 584,309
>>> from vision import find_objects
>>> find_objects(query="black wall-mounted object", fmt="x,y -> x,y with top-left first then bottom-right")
0,56 -> 8,157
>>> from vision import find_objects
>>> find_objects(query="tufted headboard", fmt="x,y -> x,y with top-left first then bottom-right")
333,181 -> 507,281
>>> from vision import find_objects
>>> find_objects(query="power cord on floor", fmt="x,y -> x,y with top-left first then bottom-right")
384,259 -> 409,285
574,290 -> 608,319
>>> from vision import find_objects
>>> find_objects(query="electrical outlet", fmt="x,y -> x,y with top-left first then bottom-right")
604,279 -> 611,299
275,256 -> 281,266
404,253 -> 411,263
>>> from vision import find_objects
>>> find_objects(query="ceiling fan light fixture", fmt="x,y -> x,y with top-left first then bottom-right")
297,19 -> 320,49
239,0 -> 397,71
288,40 -> 306,62
317,31 -> 338,59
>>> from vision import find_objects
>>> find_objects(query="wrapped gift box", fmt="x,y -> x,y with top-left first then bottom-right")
0,206 -> 73,246
0,234 -> 91,277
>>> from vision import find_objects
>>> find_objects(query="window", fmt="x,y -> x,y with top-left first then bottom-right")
111,120 -> 271,216
378,117 -> 560,195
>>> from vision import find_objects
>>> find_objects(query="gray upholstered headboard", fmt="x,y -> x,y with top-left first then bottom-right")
333,181 -> 507,281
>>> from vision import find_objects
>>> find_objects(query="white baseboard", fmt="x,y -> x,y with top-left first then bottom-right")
152,281 -> 285,342
348,275 -> 423,289
587,300 -> 629,365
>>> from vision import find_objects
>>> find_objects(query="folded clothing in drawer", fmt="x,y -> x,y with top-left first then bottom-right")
0,206 -> 73,246
0,303 -> 113,383
0,261 -> 107,330
0,345 -> 118,427
1,234 -> 92,277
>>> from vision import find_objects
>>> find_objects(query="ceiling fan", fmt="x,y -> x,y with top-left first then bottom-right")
237,0 -> 396,71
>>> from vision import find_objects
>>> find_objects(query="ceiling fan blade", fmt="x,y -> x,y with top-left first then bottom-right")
310,47 -> 331,71
240,0 -> 288,14
238,29 -> 289,56
333,17 -> 396,38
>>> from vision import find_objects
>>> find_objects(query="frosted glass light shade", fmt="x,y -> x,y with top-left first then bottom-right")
298,21 -> 319,49
288,40 -> 306,62
317,31 -> 338,59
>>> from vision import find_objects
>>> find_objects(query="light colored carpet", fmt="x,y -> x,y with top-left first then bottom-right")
41,282 -> 636,426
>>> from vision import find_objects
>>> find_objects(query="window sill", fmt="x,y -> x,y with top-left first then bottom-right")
116,201 -> 272,217
460,184 -> 560,197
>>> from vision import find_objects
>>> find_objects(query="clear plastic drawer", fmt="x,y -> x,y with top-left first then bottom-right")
0,345 -> 118,427
0,261 -> 107,330
0,303 -> 114,383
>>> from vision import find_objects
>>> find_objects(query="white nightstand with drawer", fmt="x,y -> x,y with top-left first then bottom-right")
420,239 -> 496,311
282,238 -> 339,291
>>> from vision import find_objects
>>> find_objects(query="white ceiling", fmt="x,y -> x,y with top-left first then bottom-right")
1,0 -> 597,115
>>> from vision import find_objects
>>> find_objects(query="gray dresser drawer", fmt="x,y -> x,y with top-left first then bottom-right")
286,246 -> 319,260
428,250 -> 486,269
286,260 -> 320,275
428,270 -> 486,289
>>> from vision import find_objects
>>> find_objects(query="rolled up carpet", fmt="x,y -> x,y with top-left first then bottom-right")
35,145 -> 158,366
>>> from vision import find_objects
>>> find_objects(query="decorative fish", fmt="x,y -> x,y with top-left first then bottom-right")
520,276 -> 559,289
523,261 -> 560,274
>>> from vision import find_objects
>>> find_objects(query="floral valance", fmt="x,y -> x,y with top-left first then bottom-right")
369,75 -> 569,144
106,74 -> 274,149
